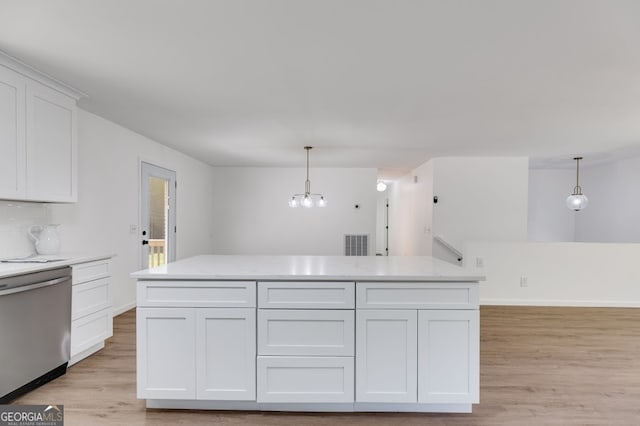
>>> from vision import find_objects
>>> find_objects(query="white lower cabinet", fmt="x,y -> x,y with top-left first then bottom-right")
257,356 -> 354,403
196,308 -> 256,400
355,310 -> 418,403
137,308 -> 197,399
137,306 -> 256,401
418,310 -> 479,404
356,308 -> 479,405
69,258 -> 113,365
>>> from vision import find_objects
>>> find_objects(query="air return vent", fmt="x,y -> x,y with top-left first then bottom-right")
344,234 -> 369,256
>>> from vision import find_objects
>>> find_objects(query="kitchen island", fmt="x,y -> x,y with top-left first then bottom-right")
132,255 -> 483,413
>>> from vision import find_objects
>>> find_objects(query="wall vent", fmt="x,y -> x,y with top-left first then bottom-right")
344,234 -> 369,256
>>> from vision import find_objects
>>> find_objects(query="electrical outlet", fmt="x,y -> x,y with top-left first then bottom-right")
520,276 -> 529,287
475,257 -> 484,268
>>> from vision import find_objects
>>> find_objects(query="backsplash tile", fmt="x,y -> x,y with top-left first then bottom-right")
0,201 -> 51,259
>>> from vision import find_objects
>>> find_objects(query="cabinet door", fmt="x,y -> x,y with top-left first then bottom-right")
196,308 -> 256,400
418,310 -> 479,404
0,66 -> 26,199
137,308 -> 196,399
25,79 -> 77,202
355,310 -> 417,403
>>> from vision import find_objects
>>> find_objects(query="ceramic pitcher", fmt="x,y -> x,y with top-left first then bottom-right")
28,224 -> 61,255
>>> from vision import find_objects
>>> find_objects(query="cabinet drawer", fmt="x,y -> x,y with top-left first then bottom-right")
257,356 -> 354,403
356,282 -> 479,309
258,281 -> 354,309
258,310 -> 354,356
72,277 -> 111,320
72,259 -> 110,284
71,307 -> 113,357
137,281 -> 256,308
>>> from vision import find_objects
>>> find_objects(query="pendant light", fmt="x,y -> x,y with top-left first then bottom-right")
376,181 -> 387,192
566,156 -> 588,211
288,146 -> 326,208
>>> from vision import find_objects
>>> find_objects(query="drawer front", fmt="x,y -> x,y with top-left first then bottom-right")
72,277 -> 111,320
71,307 -> 113,356
258,310 -> 354,356
137,281 -> 256,308
72,259 -> 110,284
257,356 -> 354,403
356,282 -> 479,309
258,281 -> 354,309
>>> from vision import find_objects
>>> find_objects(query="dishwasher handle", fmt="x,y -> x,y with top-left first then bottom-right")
0,276 -> 71,297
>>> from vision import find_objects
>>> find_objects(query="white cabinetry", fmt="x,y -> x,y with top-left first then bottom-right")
137,307 -> 196,399
0,55 -> 81,202
355,282 -> 480,406
256,281 -> 355,404
418,310 -> 479,404
0,65 -> 26,199
136,281 -> 257,401
25,80 -> 77,202
355,310 -> 417,403
70,258 -> 113,366
196,308 -> 256,400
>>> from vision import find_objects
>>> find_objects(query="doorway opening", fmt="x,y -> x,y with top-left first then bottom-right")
140,162 -> 176,269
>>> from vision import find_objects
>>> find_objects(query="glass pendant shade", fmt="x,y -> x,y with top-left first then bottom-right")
566,193 -> 588,211
289,146 -> 326,208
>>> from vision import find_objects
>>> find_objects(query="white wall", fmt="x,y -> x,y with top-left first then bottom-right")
210,167 -> 377,255
575,156 -> 640,243
432,157 -> 529,252
50,109 -> 216,313
527,168 -> 576,242
466,242 -> 640,307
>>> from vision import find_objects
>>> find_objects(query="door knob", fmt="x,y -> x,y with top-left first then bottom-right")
142,240 -> 149,245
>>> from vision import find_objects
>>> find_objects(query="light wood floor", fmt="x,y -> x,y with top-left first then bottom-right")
13,306 -> 640,425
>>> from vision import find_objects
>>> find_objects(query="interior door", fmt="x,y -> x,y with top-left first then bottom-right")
140,162 -> 176,269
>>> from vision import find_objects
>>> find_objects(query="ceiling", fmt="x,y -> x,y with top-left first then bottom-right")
2,1 -> 640,177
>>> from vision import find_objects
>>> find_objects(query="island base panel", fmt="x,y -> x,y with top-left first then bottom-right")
146,399 -> 472,413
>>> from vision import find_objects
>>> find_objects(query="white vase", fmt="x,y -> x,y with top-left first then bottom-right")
28,224 -> 61,255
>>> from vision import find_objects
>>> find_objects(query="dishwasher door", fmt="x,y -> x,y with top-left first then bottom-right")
0,267 -> 72,402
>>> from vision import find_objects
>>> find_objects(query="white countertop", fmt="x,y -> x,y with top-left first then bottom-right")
0,254 -> 114,279
131,255 -> 484,282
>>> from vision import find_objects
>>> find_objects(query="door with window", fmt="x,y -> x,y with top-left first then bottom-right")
141,162 -> 176,269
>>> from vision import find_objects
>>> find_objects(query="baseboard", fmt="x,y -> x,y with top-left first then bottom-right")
113,301 -> 136,316
481,299 -> 640,308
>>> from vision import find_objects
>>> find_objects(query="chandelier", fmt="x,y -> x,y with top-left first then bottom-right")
289,146 -> 326,208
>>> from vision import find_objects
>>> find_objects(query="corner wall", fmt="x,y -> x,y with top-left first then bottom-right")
50,109 -> 217,313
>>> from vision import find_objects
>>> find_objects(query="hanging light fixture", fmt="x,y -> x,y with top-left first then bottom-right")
288,146 -> 326,208
376,181 -> 387,192
566,156 -> 588,211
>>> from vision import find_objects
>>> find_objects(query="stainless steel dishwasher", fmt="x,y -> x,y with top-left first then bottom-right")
0,267 -> 72,403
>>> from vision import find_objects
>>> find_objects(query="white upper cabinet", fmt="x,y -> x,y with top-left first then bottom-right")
0,54 -> 82,203
25,80 -> 77,202
0,66 -> 26,199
